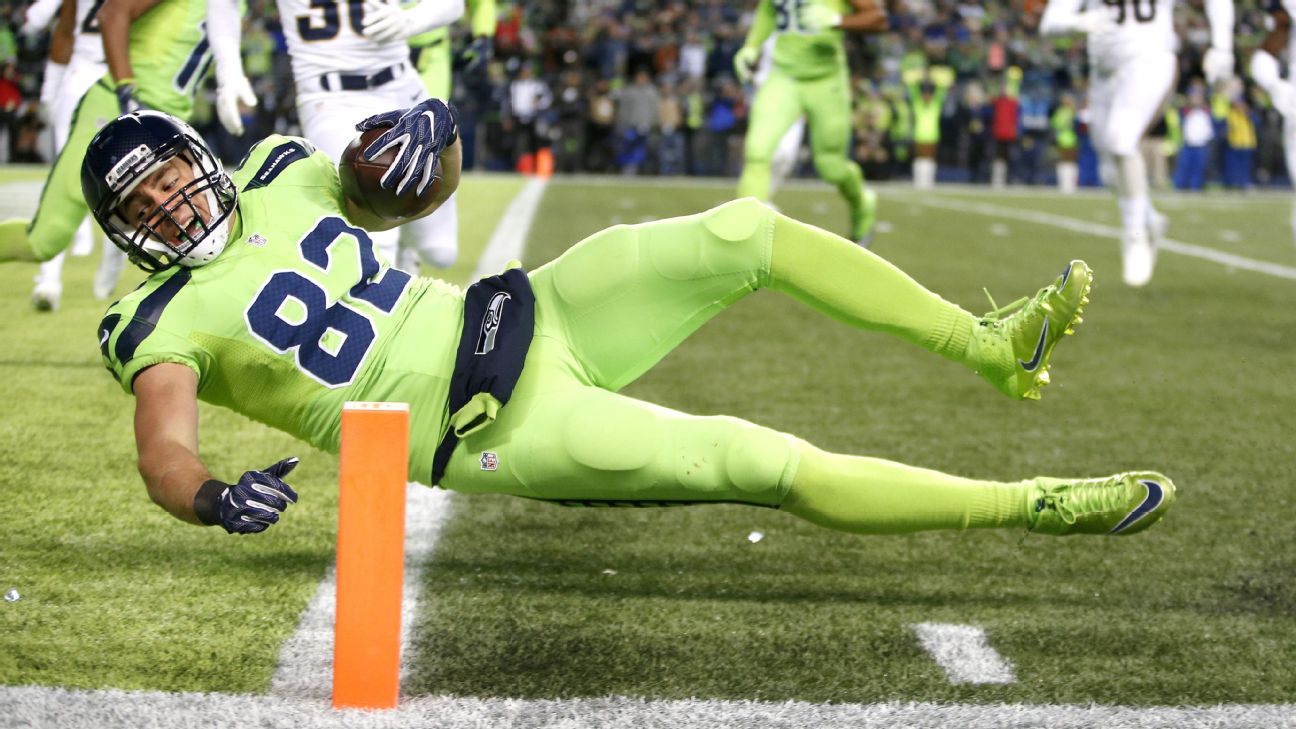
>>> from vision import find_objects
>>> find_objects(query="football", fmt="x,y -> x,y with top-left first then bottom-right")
338,126 -> 441,221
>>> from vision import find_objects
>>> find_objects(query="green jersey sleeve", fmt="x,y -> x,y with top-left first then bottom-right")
98,268 -> 207,393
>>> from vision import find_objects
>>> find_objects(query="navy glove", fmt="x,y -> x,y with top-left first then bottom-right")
194,457 -> 300,534
456,35 -> 493,76
355,98 -> 459,197
114,80 -> 146,115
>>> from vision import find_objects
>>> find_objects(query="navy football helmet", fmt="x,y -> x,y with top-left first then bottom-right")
82,111 -> 236,272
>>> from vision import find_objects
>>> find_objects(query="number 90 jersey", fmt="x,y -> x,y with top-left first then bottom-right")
1084,0 -> 1179,71
97,136 -> 464,483
277,0 -> 411,90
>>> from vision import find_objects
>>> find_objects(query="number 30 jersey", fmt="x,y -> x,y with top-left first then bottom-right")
276,0 -> 410,90
97,136 -> 464,481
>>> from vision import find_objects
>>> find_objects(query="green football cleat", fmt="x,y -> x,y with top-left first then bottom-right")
968,260 -> 1092,400
852,187 -> 878,248
1028,472 -> 1176,536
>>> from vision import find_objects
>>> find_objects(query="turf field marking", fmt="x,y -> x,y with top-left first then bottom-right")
471,177 -> 547,281
910,195 -> 1296,281
910,623 -> 1016,685
269,485 -> 453,700
5,686 -> 1296,729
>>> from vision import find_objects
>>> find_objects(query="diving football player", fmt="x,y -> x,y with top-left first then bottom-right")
81,105 -> 1174,540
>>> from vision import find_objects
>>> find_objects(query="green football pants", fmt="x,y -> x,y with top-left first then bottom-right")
737,66 -> 863,203
27,80 -> 120,262
441,198 -> 799,506
438,198 -> 1033,535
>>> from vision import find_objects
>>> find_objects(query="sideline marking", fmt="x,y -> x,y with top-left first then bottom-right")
4,686 -> 1295,729
472,177 -> 547,281
911,623 -> 1016,685
909,195 -> 1296,281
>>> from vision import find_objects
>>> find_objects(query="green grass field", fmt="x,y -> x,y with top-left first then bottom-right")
1,170 -> 1294,710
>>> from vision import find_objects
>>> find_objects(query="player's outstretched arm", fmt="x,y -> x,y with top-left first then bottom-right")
209,0 -> 257,136
134,364 -> 301,533
98,0 -> 165,113
1039,0 -> 1114,36
1252,7 -> 1295,117
1202,0 -> 1236,84
836,0 -> 889,33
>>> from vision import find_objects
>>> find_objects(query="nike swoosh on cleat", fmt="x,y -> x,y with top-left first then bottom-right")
1058,263 -> 1072,289
1018,320 -> 1049,372
1108,480 -> 1165,534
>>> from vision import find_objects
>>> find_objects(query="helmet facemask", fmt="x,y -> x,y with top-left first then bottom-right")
95,130 -> 237,273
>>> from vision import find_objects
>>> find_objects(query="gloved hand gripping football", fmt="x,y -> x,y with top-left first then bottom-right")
354,98 -> 459,197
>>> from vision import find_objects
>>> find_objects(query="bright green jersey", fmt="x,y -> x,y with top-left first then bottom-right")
769,0 -> 850,80
122,0 -> 212,117
98,136 -> 465,481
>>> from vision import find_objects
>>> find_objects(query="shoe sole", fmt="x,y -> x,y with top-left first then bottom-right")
1020,261 -> 1092,400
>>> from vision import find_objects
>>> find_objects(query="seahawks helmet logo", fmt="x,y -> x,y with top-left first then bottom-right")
475,292 -> 510,355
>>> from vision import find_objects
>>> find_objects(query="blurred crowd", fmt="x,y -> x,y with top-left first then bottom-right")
0,0 -> 1288,190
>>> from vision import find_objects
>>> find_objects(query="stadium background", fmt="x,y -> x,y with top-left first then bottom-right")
0,0 -> 1286,189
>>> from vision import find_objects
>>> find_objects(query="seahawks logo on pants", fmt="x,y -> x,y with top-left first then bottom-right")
475,292 -> 511,355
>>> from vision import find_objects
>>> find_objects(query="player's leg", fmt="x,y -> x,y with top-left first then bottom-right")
442,355 -> 1174,537
30,72 -> 84,311
0,82 -> 116,265
400,193 -> 458,271
397,51 -> 458,272
529,197 -> 1089,400
737,69 -> 804,202
802,69 -> 875,245
1102,52 -> 1175,287
1285,115 -> 1296,244
769,117 -> 806,193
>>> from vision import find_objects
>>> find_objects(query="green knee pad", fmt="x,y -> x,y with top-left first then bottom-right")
699,197 -> 773,245
546,392 -> 798,505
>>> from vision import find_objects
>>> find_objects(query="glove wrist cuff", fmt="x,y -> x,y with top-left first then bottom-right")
194,479 -> 227,526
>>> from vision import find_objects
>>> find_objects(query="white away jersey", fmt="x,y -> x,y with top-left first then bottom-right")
277,0 -> 410,89
71,0 -> 108,66
1084,0 -> 1180,70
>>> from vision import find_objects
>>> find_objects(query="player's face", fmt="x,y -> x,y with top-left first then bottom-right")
119,156 -> 212,249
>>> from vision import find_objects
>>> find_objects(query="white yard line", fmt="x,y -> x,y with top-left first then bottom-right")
910,623 -> 1016,685
3,686 -> 1294,729
471,177 -> 548,281
269,485 -> 453,700
911,195 -> 1296,281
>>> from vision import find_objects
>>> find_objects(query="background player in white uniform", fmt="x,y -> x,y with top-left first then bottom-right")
213,0 -> 463,268
28,0 -> 129,311
1041,0 -> 1235,288
1250,1 -> 1296,245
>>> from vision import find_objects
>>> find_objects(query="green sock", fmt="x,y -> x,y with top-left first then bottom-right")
835,161 -> 865,214
781,444 -> 1031,534
0,219 -> 38,263
767,212 -> 976,364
